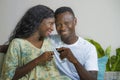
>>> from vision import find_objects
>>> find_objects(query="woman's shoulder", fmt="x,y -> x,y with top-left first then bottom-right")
11,38 -> 24,42
10,38 -> 25,45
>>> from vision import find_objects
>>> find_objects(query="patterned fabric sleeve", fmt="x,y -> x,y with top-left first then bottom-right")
1,39 -> 20,80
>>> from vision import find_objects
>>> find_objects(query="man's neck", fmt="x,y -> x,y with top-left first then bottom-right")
61,35 -> 78,44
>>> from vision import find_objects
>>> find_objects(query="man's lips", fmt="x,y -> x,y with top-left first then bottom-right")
59,30 -> 66,34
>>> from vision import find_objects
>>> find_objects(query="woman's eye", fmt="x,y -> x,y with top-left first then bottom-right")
56,24 -> 60,27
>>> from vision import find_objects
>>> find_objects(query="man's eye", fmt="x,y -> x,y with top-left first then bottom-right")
65,22 -> 70,25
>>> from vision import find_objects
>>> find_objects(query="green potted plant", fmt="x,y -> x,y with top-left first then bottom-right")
86,38 -> 120,80
105,48 -> 120,80
106,48 -> 120,71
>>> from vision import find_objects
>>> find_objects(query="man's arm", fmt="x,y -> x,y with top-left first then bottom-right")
73,60 -> 97,80
57,47 -> 98,80
0,45 -> 9,53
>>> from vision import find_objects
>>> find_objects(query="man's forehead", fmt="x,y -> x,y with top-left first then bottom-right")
56,12 -> 74,20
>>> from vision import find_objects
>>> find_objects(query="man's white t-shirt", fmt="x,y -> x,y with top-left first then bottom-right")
50,35 -> 98,80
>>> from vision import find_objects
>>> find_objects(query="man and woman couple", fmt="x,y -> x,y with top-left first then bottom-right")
1,5 -> 98,80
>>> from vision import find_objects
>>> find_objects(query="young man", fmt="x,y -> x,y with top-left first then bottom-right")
50,7 -> 98,80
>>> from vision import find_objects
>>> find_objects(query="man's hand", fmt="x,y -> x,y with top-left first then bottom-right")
56,47 -> 77,63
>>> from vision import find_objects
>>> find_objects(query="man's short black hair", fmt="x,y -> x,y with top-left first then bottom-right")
55,6 -> 75,18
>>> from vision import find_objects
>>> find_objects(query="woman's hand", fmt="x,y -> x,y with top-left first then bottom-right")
40,51 -> 54,63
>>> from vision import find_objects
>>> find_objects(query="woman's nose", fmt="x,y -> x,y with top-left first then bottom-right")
60,24 -> 66,30
50,25 -> 54,31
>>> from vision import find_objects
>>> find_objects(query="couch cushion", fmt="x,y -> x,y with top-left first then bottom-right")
98,56 -> 108,80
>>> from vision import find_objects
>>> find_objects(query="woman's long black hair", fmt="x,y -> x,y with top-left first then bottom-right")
7,5 -> 54,44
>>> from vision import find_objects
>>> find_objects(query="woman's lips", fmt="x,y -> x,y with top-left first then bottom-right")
46,30 -> 52,35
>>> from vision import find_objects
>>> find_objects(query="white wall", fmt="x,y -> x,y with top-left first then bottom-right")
0,0 -> 120,54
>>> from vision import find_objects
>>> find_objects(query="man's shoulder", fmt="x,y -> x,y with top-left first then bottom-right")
78,37 -> 95,49
49,34 -> 62,46
49,34 -> 61,41
49,34 -> 60,38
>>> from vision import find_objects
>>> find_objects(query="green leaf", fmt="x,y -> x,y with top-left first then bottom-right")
105,46 -> 111,58
111,55 -> 119,71
116,48 -> 120,56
